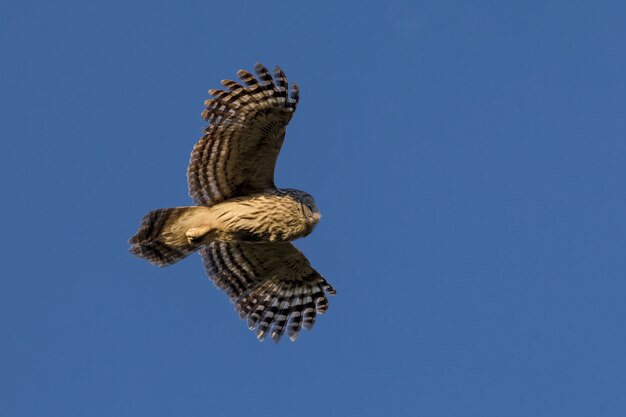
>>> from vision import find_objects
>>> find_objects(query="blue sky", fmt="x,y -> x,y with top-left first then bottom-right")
2,1 -> 625,416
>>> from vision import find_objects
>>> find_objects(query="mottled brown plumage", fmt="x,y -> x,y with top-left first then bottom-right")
129,64 -> 335,342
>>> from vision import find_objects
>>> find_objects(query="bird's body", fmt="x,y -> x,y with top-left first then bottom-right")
137,190 -> 318,251
129,64 -> 335,342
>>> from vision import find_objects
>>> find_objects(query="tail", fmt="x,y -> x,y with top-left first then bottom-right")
129,207 -> 210,267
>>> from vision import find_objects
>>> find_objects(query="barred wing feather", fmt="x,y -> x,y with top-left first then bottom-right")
200,242 -> 336,342
187,63 -> 300,207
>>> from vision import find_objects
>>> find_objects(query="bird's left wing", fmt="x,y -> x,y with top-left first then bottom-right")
200,242 -> 336,342
187,64 -> 299,207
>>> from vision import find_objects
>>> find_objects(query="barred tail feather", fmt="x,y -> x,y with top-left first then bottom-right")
129,207 -> 207,267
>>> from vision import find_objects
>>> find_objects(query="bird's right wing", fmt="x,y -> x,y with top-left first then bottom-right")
200,242 -> 336,342
187,64 -> 299,207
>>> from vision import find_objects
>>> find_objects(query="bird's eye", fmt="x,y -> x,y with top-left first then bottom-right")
302,203 -> 312,217
301,196 -> 315,219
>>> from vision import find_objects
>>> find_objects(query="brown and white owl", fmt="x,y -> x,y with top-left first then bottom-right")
129,64 -> 335,343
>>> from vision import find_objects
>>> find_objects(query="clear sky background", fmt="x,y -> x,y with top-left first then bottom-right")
2,1 -> 625,416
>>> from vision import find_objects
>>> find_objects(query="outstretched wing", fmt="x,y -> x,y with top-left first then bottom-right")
200,242 -> 336,342
187,63 -> 300,207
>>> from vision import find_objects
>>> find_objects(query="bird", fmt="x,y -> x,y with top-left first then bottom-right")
129,63 -> 336,343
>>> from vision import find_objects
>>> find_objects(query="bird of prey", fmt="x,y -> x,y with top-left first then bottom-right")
129,63 -> 335,342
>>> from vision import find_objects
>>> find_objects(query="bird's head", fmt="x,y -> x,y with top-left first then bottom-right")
300,193 -> 321,227
280,188 -> 321,232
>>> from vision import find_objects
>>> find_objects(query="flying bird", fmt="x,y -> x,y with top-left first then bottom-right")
129,64 -> 335,342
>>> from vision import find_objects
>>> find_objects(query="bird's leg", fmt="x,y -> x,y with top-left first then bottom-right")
186,224 -> 213,243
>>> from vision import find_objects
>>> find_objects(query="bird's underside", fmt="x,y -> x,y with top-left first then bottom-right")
129,63 -> 335,342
